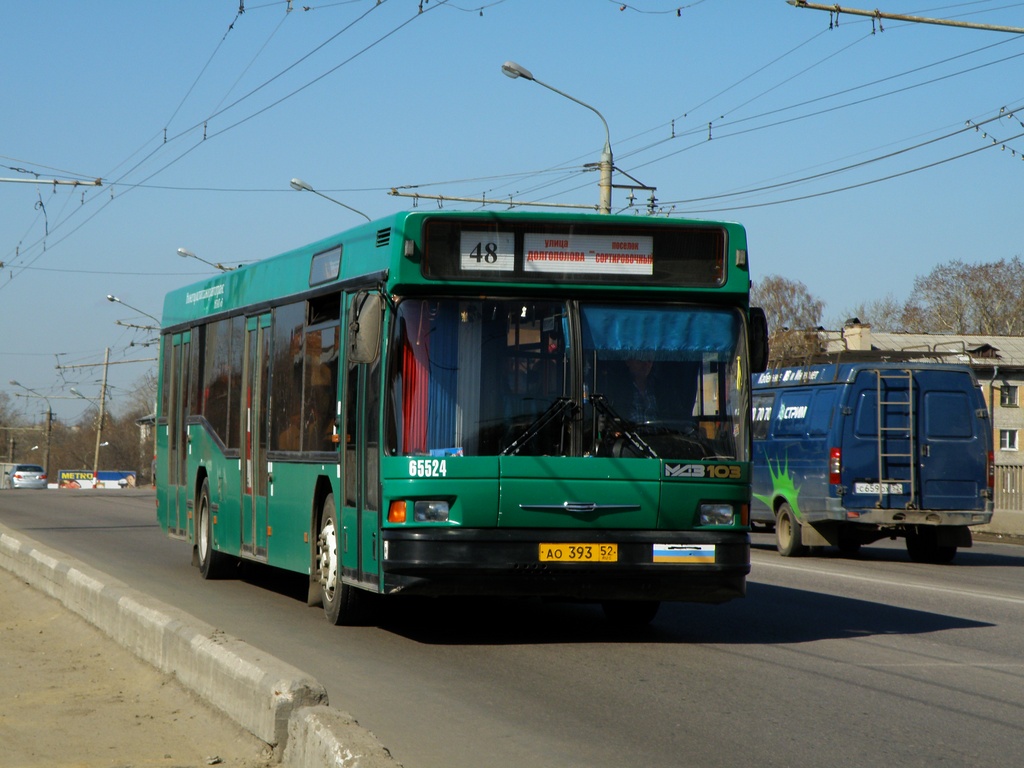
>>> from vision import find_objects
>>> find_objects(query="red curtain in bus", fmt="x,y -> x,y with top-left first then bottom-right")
401,302 -> 430,454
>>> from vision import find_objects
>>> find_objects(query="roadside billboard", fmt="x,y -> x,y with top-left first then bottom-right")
58,470 -> 137,489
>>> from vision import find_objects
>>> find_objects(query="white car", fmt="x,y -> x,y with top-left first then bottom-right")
7,464 -> 47,490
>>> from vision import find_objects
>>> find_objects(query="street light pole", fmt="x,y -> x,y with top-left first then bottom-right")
290,178 -> 372,222
501,60 -> 613,214
8,380 -> 52,483
177,247 -> 236,272
106,294 -> 160,325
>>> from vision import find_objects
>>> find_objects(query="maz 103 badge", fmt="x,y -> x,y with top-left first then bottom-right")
664,463 -> 741,479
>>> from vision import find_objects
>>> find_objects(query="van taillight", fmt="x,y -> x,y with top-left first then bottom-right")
829,447 -> 842,485
988,450 -> 995,490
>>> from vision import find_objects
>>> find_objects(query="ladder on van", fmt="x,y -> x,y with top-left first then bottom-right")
873,369 -> 916,509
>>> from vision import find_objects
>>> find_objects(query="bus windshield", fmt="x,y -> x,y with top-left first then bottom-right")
387,297 -> 747,461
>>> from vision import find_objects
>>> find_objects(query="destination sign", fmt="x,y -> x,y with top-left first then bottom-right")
523,233 -> 653,275
423,218 -> 727,287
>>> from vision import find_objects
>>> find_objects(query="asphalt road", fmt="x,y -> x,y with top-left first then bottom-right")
2,488 -> 1023,768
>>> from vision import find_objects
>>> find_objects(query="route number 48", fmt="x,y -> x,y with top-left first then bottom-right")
469,241 -> 500,264
460,231 -> 513,272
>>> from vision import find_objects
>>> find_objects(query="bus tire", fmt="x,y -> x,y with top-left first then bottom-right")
197,478 -> 232,579
601,600 -> 661,626
318,494 -> 368,625
776,503 -> 807,557
906,527 -> 957,564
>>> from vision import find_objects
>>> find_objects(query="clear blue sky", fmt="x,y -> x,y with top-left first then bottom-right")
3,0 -> 1023,421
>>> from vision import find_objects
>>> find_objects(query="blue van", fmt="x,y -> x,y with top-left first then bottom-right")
751,362 -> 993,562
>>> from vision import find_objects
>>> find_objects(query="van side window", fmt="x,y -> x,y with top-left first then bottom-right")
774,392 -> 812,438
752,394 -> 775,440
807,389 -> 837,436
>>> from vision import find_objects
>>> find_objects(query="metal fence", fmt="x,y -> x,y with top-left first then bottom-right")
995,464 -> 1024,513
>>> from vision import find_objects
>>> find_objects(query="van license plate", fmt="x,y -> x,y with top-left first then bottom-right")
855,482 -> 904,495
539,543 -> 618,562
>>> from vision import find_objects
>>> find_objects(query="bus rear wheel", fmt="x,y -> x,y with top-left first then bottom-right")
317,494 -> 369,625
775,503 -> 807,557
197,478 -> 232,579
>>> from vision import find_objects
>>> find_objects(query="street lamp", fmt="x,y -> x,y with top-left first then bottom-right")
177,247 -> 237,272
501,60 -> 613,214
106,294 -> 160,325
8,379 -> 52,484
290,178 -> 371,222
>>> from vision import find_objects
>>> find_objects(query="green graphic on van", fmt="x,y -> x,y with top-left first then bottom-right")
752,453 -> 802,520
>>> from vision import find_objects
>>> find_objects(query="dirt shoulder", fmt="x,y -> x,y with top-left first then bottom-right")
0,567 -> 273,768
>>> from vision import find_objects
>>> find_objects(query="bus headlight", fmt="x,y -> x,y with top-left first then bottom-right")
699,503 -> 735,526
414,500 -> 450,522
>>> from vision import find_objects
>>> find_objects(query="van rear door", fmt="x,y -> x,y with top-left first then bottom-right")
916,369 -> 988,512
841,368 -> 987,512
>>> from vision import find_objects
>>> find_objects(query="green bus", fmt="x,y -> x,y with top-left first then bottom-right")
156,211 -> 768,625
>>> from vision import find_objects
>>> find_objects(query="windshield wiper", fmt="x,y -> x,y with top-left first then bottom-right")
590,393 -> 658,459
502,397 -> 578,456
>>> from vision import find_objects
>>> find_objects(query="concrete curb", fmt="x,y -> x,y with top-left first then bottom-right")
0,524 -> 400,767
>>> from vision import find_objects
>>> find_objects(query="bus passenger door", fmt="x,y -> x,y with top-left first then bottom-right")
241,313 -> 271,559
165,330 -> 191,538
341,294 -> 382,588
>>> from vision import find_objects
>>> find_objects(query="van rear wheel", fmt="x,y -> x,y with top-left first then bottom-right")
906,527 -> 957,564
776,503 -> 807,557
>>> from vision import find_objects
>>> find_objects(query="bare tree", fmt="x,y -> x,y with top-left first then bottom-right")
966,257 -> 1024,335
906,260 -> 974,334
899,256 -> 1024,335
838,293 -> 907,333
751,274 -> 825,363
45,371 -> 158,486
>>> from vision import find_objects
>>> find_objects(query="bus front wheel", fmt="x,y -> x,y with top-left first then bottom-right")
317,494 -> 368,625
775,503 -> 807,557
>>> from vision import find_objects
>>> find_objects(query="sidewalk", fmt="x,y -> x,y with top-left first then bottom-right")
0,565 -> 273,767
0,522 -> 399,768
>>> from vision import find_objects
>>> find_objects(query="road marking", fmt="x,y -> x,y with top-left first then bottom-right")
751,556 -> 1024,606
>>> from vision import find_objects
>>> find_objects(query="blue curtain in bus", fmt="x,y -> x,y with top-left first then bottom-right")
580,305 -> 736,360
427,304 -> 458,449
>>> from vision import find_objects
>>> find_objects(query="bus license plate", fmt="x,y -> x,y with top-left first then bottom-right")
539,543 -> 618,562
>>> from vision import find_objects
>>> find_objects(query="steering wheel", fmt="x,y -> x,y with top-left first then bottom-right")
634,419 -> 699,437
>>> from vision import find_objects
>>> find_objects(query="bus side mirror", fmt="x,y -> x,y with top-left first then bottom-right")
349,292 -> 383,364
749,307 -> 769,373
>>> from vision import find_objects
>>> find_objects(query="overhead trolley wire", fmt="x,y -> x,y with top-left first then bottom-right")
2,0 -> 445,290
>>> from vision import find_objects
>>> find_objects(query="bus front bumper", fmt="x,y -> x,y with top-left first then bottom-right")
381,528 -> 750,604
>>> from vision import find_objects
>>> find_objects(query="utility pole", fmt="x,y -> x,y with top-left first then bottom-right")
92,347 -> 110,486
8,381 -> 53,482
